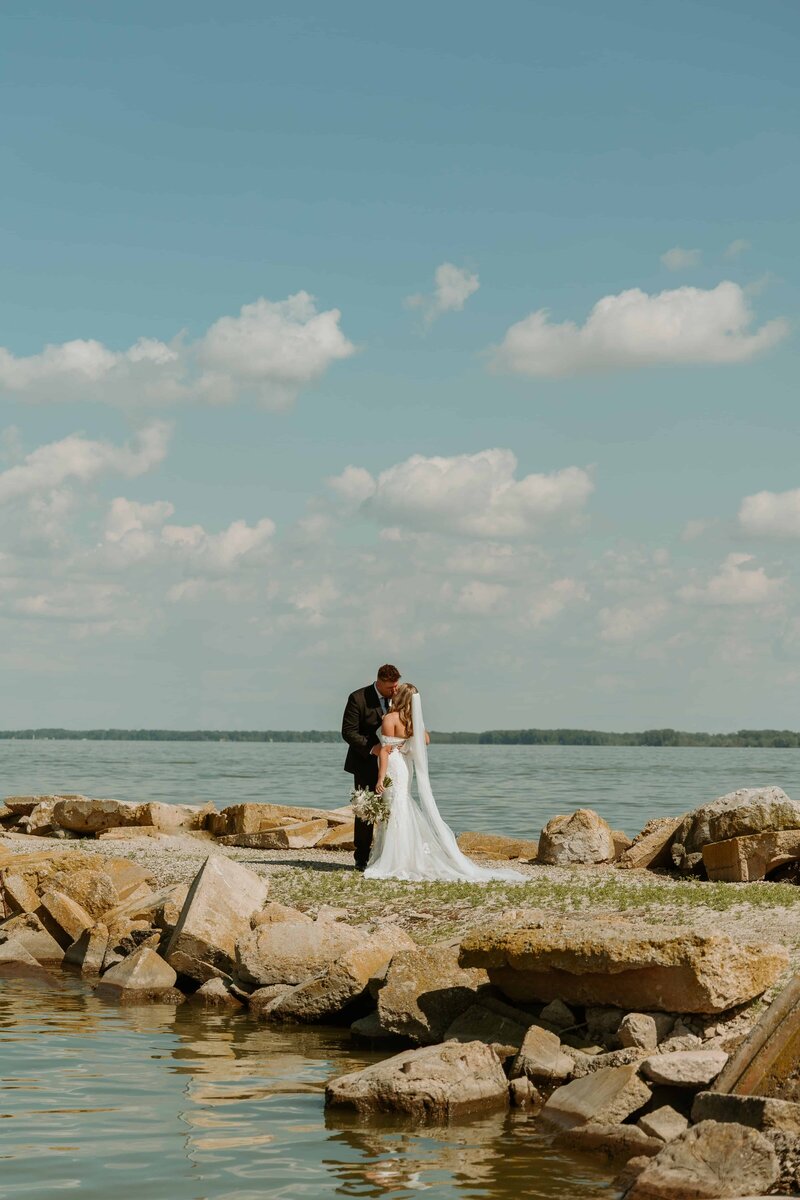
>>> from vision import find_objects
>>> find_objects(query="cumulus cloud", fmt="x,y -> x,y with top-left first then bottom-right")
678,553 -> 782,605
328,449 -> 593,538
599,599 -> 669,643
528,577 -> 589,626
0,293 -> 355,410
724,239 -> 751,259
102,501 -> 275,574
492,282 -> 788,378
739,488 -> 800,537
661,247 -> 702,270
406,262 -> 479,325
0,422 -> 170,504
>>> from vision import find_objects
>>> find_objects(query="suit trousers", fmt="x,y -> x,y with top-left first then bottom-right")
351,754 -> 379,869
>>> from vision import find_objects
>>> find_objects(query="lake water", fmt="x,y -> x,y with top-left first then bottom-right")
2,741 -> 799,1199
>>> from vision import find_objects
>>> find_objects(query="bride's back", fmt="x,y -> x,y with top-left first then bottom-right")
382,711 -> 409,739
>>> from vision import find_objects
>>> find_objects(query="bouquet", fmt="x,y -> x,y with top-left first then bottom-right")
351,776 -> 393,824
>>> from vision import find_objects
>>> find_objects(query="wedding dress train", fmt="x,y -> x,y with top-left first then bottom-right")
364,694 -> 526,884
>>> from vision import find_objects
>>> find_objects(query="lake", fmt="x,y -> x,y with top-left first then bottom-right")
2,741 -> 799,1199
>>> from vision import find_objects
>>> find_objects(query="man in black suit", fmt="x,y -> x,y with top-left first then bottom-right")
342,664 -> 401,870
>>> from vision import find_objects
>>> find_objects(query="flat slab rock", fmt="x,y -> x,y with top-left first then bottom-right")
625,1120 -> 779,1199
541,1062 -> 651,1129
641,1049 -> 728,1088
325,1040 -> 509,1120
459,910 -> 788,1014
377,943 -> 489,1045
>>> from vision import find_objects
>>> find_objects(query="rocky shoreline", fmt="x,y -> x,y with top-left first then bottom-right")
4,785 -> 800,1198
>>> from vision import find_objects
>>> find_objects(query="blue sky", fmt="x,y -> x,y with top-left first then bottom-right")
0,1 -> 798,730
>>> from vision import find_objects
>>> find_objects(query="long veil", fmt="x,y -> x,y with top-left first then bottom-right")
409,692 -> 526,883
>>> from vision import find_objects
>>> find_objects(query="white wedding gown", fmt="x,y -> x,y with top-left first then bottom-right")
365,694 -> 526,884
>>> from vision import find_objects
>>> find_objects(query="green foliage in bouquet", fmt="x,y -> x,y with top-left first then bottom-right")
351,776 -> 393,824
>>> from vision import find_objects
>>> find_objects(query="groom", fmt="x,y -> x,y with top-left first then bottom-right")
342,664 -> 401,870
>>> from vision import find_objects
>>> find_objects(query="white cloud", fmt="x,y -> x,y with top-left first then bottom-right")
528,577 -> 589,626
0,293 -> 355,410
406,262 -> 479,325
661,247 -> 702,270
0,422 -> 169,504
327,465 -> 376,506
105,497 -> 175,542
681,518 -> 715,542
724,239 -> 751,259
492,282 -> 788,378
329,449 -> 593,538
739,488 -> 800,537
454,580 -> 507,615
678,553 -> 782,606
599,600 -> 669,643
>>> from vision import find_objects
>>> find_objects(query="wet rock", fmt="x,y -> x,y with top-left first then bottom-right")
165,855 -> 269,983
620,1013 -> 660,1051
0,935 -> 56,979
98,945 -> 178,995
538,808 -> 616,865
541,1062 -> 651,1129
377,943 -> 489,1045
459,911 -> 788,1013
248,984 -> 294,1017
671,787 -> 800,873
325,1040 -> 509,1120
65,922 -> 109,975
0,911 -> 65,963
555,1123 -> 663,1160
638,1106 -> 689,1142
625,1120 -> 779,1199
641,1050 -> 728,1088
193,977 -> 244,1008
235,916 -> 362,988
511,1024 -> 575,1083
509,1076 -> 540,1107
263,925 -> 415,1021
456,831 -> 539,860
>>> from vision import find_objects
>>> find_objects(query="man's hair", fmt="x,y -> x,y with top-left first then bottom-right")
377,663 -> 401,683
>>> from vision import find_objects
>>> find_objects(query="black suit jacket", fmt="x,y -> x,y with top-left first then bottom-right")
342,683 -> 386,775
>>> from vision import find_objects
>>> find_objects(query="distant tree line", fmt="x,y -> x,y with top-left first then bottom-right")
1,727 -> 799,747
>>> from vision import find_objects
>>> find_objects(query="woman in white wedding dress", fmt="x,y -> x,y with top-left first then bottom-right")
364,684 -> 526,883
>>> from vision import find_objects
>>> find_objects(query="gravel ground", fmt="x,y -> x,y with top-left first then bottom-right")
5,829 -> 800,954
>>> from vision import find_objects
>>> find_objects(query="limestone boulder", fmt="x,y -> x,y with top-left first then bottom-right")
26,799 -> 59,835
211,802 -> 349,839
37,889 -> 94,948
52,797 -> 143,834
511,1024 -> 575,1083
444,999 -> 532,1051
671,787 -> 800,872
620,1013 -> 660,1051
0,935 -> 56,979
1,873 -> 41,914
193,977 -> 244,1008
165,855 -> 269,983
459,911 -> 788,1013
250,902 -> 312,928
65,923 -> 109,975
325,1040 -> 509,1120
541,1062 -> 651,1129
638,1106 -> 689,1143
456,832 -> 539,860
47,868 -> 118,919
703,830 -> 800,883
0,911 -> 65,963
316,823 -> 356,850
98,945 -> 180,1001
235,916 -> 362,988
641,1049 -> 728,1088
618,817 -> 685,871
261,924 -> 415,1021
692,1092 -> 800,1135
626,1120 -> 779,1199
377,943 -> 490,1045
102,859 -> 156,901
538,809 -> 616,865
138,801 -> 214,833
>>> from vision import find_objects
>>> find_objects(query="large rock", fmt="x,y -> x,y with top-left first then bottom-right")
638,1106 -> 689,1143
626,1120 -> 779,1199
1,873 -> 41,914
511,1024 -> 575,1083
377,944 -> 490,1044
52,797 -> 143,834
210,802 -> 349,839
102,859 -> 156,901
47,868 -> 118,919
456,832 -> 539,860
538,809 -> 616,865
138,801 -> 214,833
459,911 -> 788,1014
222,818 -> 330,850
444,999 -> 531,1051
703,830 -> 800,883
692,1091 -> 800,1135
325,1040 -> 509,1120
260,924 -> 414,1021
618,817 -> 685,870
671,787 -> 800,872
37,889 -> 94,948
0,936 -> 56,979
65,922 -> 109,974
642,1050 -> 728,1088
98,945 -> 180,1000
315,823 -> 356,850
235,916 -> 362,988
0,911 -> 65,963
165,856 -> 269,983
541,1062 -> 651,1129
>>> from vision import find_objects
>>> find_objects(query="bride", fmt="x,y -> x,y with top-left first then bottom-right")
364,683 -> 526,883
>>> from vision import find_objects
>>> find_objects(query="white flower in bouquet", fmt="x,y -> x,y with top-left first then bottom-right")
351,776 -> 393,824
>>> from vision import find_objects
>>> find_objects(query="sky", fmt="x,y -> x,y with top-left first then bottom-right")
0,0 -> 798,732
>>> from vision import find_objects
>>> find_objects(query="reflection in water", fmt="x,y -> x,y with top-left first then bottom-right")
0,975 -> 613,1199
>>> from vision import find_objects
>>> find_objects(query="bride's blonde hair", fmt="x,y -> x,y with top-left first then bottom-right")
391,683 -> 417,736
